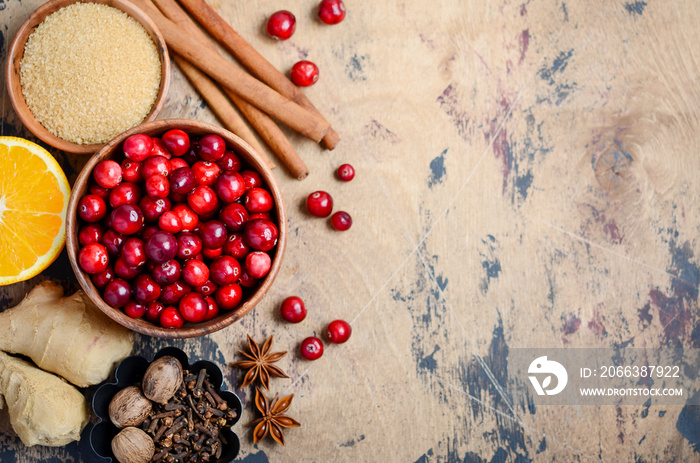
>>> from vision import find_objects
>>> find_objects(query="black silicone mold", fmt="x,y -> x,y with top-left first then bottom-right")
87,347 -> 241,462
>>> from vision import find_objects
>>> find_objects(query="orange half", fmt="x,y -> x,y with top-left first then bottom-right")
0,136 -> 70,285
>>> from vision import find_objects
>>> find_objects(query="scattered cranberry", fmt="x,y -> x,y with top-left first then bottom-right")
133,274 -> 161,303
78,243 -> 109,274
179,292 -> 208,323
92,265 -> 115,289
243,219 -> 278,252
266,10 -> 295,40
326,319 -> 351,343
161,280 -> 192,305
219,203 -> 249,232
217,151 -> 241,172
244,188 -> 273,213
103,279 -> 131,307
123,134 -> 153,162
210,255 -> 241,286
146,231 -> 178,263
93,160 -> 122,189
145,174 -> 170,199
337,163 -> 354,181
111,204 -> 144,235
300,336 -> 324,360
159,211 -> 182,234
139,196 -> 171,222
188,185 -> 219,215
152,259 -> 181,285
121,237 -> 146,267
191,161 -> 221,187
161,129 -> 190,157
223,233 -> 249,259
121,160 -> 143,183
78,195 -> 107,222
145,301 -> 165,322
280,296 -> 306,323
290,60 -> 319,87
142,155 -> 170,178
240,170 -> 263,191
215,283 -> 243,310
330,211 -> 352,231
198,220 -> 228,248
198,134 -> 226,162
160,306 -> 184,329
79,223 -> 104,246
306,191 -> 333,217
246,251 -> 271,279
204,296 -> 219,321
318,0 -> 345,24
183,259 -> 210,287
110,182 -> 142,208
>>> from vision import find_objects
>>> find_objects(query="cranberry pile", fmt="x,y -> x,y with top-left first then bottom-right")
76,130 -> 279,329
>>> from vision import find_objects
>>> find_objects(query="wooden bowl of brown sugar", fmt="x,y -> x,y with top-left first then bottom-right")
6,0 -> 170,154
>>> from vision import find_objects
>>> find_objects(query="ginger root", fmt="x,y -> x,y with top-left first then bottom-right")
0,352 -> 89,447
0,281 -> 134,387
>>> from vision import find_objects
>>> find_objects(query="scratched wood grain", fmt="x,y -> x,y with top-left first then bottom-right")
1,0 -> 699,462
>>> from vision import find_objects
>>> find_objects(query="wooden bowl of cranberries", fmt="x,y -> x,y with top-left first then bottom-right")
66,119 -> 286,338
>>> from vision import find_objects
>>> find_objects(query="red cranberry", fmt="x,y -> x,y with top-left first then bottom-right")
179,292 -> 208,323
240,170 -> 263,191
111,204 -> 144,235
300,336 -> 324,360
139,196 -> 171,222
214,171 -> 246,203
249,212 -> 271,221
78,195 -> 107,222
158,211 -> 182,234
78,243 -> 109,274
101,229 -> 125,256
191,161 -> 221,187
121,160 -> 143,183
215,283 -> 243,311
142,225 -> 160,242
121,237 -> 147,267
183,259 -> 210,287
93,160 -> 122,189
160,306 -> 184,329
109,182 -> 142,208
145,301 -> 165,322
245,252 -> 271,279
133,274 -> 161,303
188,185 -> 219,215
89,182 -> 110,199
172,204 -> 199,231
217,151 -> 241,172
198,134 -> 226,162
152,259 -> 181,285
337,163 -> 354,181
280,296 -> 306,323
238,269 -> 257,288
223,233 -> 249,259
123,301 -> 147,318
103,279 -> 131,307
142,155 -> 170,178
114,256 -> 143,280
176,232 -> 203,259
194,280 -> 218,297
202,246 -> 223,260
243,219 -> 278,252
198,220 -> 227,248
91,265 -> 115,289
123,134 -> 153,162
290,60 -> 319,87
219,203 -> 249,232
151,137 -> 171,159
146,231 -> 178,263
161,280 -> 192,305
266,10 -> 295,40
145,174 -> 170,199
182,142 -> 200,166
330,211 -> 352,231
204,296 -> 219,321
318,0 -> 345,24
326,319 -> 352,343
306,191 -> 333,217
170,158 -> 189,171
79,223 -> 104,246
161,129 -> 190,157
244,188 -> 273,213
210,255 -> 241,285
170,167 -> 197,194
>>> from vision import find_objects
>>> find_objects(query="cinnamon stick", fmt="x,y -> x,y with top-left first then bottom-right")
177,0 -> 340,150
152,0 -> 308,179
129,0 -> 329,143
172,54 -> 275,171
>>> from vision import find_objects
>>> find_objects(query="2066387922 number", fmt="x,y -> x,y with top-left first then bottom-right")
600,365 -> 680,378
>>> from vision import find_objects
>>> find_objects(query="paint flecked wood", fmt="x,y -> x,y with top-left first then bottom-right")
1,0 -> 699,462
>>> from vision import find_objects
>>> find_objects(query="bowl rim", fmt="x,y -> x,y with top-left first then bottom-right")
66,119 -> 287,338
5,0 -> 171,154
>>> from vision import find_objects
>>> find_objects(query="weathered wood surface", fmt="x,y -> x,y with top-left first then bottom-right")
1,0 -> 699,461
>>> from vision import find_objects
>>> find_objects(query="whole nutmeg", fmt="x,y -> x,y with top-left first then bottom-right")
142,356 -> 184,404
111,427 -> 155,463
109,386 -> 152,428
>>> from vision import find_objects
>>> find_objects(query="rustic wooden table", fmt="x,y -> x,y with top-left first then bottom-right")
2,0 -> 699,461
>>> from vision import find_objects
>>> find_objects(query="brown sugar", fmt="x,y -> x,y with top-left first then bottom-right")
19,3 -> 162,145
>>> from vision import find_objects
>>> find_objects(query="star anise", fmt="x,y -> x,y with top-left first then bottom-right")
247,387 -> 300,445
231,335 -> 289,390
